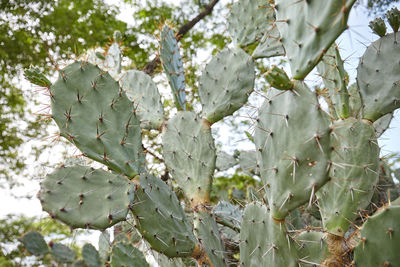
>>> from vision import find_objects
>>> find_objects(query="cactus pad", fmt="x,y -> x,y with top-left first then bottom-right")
104,42 -> 122,79
194,211 -> 227,267
50,61 -> 145,177
24,66 -> 51,87
50,243 -> 77,263
294,230 -> 328,265
199,48 -> 255,124
354,198 -> 400,266
216,151 -> 237,171
240,202 -> 299,267
265,65 -> 293,90
317,118 -> 379,236
252,24 -> 285,59
82,243 -> 101,267
239,150 -> 259,177
130,173 -> 196,257
317,44 -> 350,119
81,35 -> 122,80
98,231 -> 111,261
227,0 -> 274,46
254,82 -> 331,219
121,70 -> 165,130
110,242 -> 149,267
160,25 -> 186,110
39,165 -> 135,230
357,33 -> 400,121
348,83 -> 362,118
163,111 -> 216,205
374,112 -> 393,138
275,0 -> 356,79
19,231 -> 49,256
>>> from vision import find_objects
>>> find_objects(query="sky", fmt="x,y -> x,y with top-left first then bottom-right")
1,0 -> 399,250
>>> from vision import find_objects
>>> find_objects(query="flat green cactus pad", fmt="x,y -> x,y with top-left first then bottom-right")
239,150 -> 259,177
104,42 -> 122,78
354,198 -> 400,266
130,173 -> 196,257
374,112 -> 393,138
50,243 -> 77,263
194,211 -> 228,267
199,48 -> 255,124
39,165 -> 135,230
227,0 -> 274,47
239,202 -> 299,267
295,230 -> 328,265
162,111 -> 216,205
24,66 -> 51,87
254,82 -> 331,219
153,251 -> 190,267
317,44 -> 350,119
160,25 -> 186,110
357,32 -> 400,122
121,70 -> 165,130
317,118 -> 379,236
19,231 -> 49,256
216,151 -> 237,171
110,242 -> 149,267
253,24 -> 285,59
346,83 -> 392,137
82,243 -> 101,267
348,83 -> 362,118
50,61 -> 145,177
80,40 -> 122,80
275,0 -> 356,79
98,231 -> 111,262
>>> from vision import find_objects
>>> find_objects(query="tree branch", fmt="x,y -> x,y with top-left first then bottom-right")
142,0 -> 220,76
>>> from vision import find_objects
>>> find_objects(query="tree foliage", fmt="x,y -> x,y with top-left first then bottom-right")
0,214 -> 83,266
0,0 -> 132,185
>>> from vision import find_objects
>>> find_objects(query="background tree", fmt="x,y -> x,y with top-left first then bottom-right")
2,0 -> 400,265
0,214 -> 85,266
1,0 -> 132,187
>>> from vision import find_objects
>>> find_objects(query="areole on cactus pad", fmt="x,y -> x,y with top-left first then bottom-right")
22,1 -> 400,266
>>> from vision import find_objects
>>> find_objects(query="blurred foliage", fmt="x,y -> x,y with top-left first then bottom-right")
357,0 -> 400,15
0,214 -> 83,266
211,173 -> 260,203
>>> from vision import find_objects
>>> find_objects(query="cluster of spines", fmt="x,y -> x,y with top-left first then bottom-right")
22,2 -> 400,266
50,61 -> 145,177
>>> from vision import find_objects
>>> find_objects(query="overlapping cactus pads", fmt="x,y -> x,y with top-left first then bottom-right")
24,2 -> 400,266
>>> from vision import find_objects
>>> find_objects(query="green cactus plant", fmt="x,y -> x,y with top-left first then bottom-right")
23,1 -> 400,266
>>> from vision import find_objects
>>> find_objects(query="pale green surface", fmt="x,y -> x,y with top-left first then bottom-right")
254,82 -> 331,219
276,0 -> 356,79
51,61 -> 145,177
357,33 -> 400,121
39,165 -> 135,230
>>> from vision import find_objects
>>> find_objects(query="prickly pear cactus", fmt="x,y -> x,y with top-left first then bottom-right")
23,2 -> 400,267
38,165 -> 136,230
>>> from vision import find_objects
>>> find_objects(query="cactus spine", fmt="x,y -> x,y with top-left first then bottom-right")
23,1 -> 400,266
